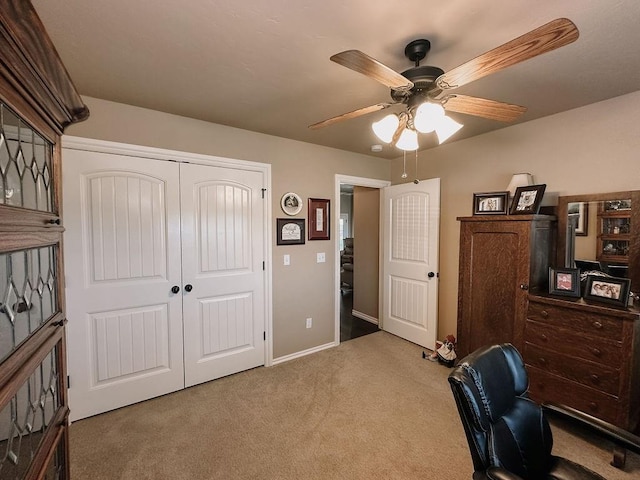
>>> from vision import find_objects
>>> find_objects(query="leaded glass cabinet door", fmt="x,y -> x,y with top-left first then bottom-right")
0,103 -> 69,479
0,2 -> 89,479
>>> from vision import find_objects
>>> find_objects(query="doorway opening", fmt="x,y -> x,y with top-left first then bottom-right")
334,175 -> 390,344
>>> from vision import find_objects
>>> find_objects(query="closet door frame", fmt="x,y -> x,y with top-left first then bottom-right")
62,136 -> 274,367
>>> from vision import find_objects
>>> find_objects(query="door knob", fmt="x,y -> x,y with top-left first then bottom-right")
184,284 -> 193,292
427,272 -> 435,278
171,285 -> 180,294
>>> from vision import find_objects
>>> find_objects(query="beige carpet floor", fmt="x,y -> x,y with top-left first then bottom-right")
69,331 -> 640,479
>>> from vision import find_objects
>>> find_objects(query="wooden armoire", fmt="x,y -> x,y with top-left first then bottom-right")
0,2 -> 88,478
456,215 -> 556,358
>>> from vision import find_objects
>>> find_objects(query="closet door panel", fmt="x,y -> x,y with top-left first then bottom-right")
180,162 -> 266,387
63,150 -> 183,421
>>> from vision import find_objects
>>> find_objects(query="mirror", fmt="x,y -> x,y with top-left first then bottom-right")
557,191 -> 640,295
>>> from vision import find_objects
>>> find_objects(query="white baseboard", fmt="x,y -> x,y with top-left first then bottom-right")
352,310 -> 379,325
271,341 -> 336,365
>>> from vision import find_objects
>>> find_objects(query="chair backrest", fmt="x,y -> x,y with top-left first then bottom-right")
448,344 -> 554,478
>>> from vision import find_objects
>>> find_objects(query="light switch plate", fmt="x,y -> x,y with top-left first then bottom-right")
284,254 -> 290,266
317,252 -> 325,263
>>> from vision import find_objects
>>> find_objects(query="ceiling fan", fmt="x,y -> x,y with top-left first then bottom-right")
309,18 -> 579,150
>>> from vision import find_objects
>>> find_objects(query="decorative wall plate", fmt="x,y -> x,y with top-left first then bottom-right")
281,192 -> 302,216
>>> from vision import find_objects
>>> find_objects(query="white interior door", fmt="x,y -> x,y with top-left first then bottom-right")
382,178 -> 440,349
63,150 -> 184,421
180,163 -> 265,387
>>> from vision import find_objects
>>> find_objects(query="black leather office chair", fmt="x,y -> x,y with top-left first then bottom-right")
448,343 -> 640,480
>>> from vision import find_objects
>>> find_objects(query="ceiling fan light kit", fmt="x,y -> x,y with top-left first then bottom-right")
396,128 -> 419,151
311,18 -> 579,153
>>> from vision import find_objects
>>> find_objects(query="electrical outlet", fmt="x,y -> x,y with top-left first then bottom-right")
306,317 -> 312,328
284,254 -> 290,266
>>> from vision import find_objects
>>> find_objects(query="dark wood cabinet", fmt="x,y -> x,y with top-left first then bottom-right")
525,294 -> 640,433
456,215 -> 556,358
0,2 -> 88,478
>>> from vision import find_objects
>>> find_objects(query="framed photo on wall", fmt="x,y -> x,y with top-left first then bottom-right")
308,198 -> 330,240
276,218 -> 305,245
473,191 -> 509,215
281,192 -> 302,216
509,184 -> 546,215
568,201 -> 588,236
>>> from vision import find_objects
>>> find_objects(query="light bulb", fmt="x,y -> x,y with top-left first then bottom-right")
396,128 -> 418,151
372,114 -> 400,143
414,102 -> 445,133
435,116 -> 463,144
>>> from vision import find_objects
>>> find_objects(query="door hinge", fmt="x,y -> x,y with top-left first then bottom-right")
263,331 -> 266,341
67,375 -> 70,388
261,188 -> 266,199
262,261 -> 265,270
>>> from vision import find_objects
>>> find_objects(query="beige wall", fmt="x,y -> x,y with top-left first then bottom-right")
65,96 -> 391,359
390,90 -> 640,341
352,186 -> 380,319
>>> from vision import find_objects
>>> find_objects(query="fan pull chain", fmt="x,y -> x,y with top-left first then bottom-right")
414,150 -> 420,184
401,151 -> 408,179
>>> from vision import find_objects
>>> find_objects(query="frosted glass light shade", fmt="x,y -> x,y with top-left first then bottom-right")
435,116 -> 463,144
396,128 -> 419,151
414,102 -> 445,133
507,173 -> 534,196
372,114 -> 400,143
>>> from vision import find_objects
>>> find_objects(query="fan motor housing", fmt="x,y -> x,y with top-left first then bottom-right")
391,65 -> 445,103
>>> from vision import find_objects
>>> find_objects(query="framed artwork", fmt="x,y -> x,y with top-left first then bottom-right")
568,201 -> 588,236
473,191 -> 509,215
308,198 -> 330,240
281,192 -> 302,216
509,184 -> 546,215
548,267 -> 581,297
276,218 -> 305,245
583,275 -> 631,308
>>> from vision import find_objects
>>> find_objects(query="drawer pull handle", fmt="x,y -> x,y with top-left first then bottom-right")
590,375 -> 600,384
541,310 -> 549,318
593,321 -> 603,329
540,334 -> 548,342
590,347 -> 602,357
588,402 -> 598,411
539,357 -> 547,365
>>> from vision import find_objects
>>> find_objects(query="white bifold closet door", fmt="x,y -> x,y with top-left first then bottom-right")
63,149 -> 265,421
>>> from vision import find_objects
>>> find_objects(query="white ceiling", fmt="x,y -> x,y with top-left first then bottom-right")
33,0 -> 640,159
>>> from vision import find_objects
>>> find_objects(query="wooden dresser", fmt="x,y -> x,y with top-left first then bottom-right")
456,215 -> 556,358
525,294 -> 640,433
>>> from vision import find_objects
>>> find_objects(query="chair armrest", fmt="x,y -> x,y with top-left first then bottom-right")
542,402 -> 640,455
484,466 -> 525,480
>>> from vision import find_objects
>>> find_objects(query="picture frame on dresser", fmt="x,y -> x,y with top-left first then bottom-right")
509,184 -> 546,215
583,275 -> 631,307
548,267 -> 581,297
473,191 -> 509,215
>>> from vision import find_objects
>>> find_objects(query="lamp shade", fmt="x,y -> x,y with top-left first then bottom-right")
435,116 -> 463,144
507,173 -> 534,196
372,114 -> 400,143
395,128 -> 419,151
414,102 -> 445,133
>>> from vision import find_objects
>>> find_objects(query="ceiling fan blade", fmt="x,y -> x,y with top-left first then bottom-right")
442,94 -> 527,122
308,103 -> 392,130
436,18 -> 579,90
330,50 -> 414,90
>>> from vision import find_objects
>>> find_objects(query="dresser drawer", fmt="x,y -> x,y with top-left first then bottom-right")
528,301 -> 623,340
524,343 -> 620,396
525,320 -> 622,366
527,366 -> 621,426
